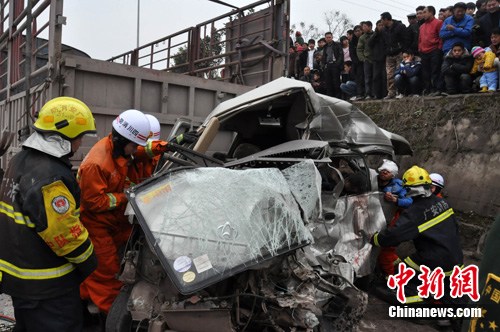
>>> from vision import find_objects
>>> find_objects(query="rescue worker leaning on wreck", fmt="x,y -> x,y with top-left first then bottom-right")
77,109 -> 197,314
370,165 -> 464,305
0,97 -> 98,331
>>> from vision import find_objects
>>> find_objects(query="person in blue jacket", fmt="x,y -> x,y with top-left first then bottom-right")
439,2 -> 475,53
394,50 -> 422,97
377,159 -> 413,208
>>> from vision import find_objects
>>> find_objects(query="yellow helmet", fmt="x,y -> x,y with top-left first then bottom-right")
34,97 -> 96,140
402,165 -> 432,187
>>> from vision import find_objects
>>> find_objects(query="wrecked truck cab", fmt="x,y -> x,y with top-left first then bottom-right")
109,78 -> 411,331
198,77 -> 411,162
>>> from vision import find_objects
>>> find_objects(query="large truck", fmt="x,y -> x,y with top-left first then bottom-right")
0,0 -> 291,170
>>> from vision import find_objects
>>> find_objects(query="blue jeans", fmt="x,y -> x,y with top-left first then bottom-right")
340,80 -> 357,97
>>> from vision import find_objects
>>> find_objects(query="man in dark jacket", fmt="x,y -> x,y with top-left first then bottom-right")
381,12 -> 410,98
0,97 -> 98,331
350,25 -> 365,99
477,0 -> 499,47
368,20 -> 388,99
407,13 -> 420,55
371,166 -> 464,307
441,42 -> 474,94
322,31 -> 344,98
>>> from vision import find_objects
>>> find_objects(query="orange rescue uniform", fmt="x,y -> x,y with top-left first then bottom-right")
77,134 -> 166,313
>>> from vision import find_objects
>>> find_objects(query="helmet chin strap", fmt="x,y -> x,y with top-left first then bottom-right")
112,128 -> 133,159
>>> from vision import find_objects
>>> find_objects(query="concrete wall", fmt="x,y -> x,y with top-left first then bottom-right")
358,94 -> 500,217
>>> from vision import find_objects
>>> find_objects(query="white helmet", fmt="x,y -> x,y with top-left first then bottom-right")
112,109 -> 151,146
145,114 -> 161,141
429,173 -> 445,188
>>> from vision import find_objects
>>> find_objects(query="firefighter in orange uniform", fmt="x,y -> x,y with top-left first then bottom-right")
0,97 -> 98,331
78,109 -> 171,314
143,114 -> 162,176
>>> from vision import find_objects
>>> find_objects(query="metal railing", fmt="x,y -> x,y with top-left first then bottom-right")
107,0 -> 289,86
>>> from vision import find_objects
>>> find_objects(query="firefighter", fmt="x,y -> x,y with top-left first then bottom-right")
78,109 -> 196,314
0,97 -> 98,331
144,113 -> 162,176
429,172 -> 445,197
371,165 -> 464,304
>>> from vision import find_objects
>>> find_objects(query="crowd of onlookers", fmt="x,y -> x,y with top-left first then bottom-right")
289,0 -> 500,100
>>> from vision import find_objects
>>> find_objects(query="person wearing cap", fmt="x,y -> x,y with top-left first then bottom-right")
371,166 -> 464,308
470,45 -> 498,91
429,173 -> 445,197
295,31 -> 304,46
0,97 -> 98,331
439,2 -> 475,54
407,13 -> 420,55
77,109 -> 196,315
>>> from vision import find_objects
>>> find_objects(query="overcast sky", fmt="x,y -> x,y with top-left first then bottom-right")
62,0 -> 462,60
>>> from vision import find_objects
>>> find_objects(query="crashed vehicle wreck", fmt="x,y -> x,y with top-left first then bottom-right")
109,78 -> 412,331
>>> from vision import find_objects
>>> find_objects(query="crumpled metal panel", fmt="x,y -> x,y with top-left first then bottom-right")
129,161 -> 319,294
309,192 -> 389,278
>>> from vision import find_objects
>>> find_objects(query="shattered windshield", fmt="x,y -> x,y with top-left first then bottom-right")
129,161 -> 320,294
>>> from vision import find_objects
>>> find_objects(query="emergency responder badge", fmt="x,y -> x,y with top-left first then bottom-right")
51,195 -> 70,214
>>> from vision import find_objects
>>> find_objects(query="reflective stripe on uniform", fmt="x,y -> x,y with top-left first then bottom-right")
0,259 -> 75,280
107,193 -> 117,210
404,256 -> 421,271
404,256 -> 463,276
418,208 -> 454,233
0,201 -> 35,228
373,233 -> 380,247
145,140 -> 155,158
405,295 -> 424,303
66,243 -> 94,264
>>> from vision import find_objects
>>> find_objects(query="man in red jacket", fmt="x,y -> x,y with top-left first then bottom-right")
419,6 -> 444,95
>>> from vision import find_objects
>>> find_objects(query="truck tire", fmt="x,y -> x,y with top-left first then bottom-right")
106,289 -> 132,332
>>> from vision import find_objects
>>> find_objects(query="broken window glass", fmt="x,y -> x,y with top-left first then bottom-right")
129,161 -> 319,294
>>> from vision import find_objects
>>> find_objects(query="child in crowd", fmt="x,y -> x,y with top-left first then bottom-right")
441,42 -> 474,94
471,46 -> 498,92
311,70 -> 326,94
394,50 -> 421,98
340,61 -> 357,99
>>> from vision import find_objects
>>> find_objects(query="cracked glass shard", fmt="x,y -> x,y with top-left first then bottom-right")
131,162 -> 318,292
281,159 -> 322,223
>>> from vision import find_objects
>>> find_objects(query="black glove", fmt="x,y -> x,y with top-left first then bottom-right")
170,131 -> 199,145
